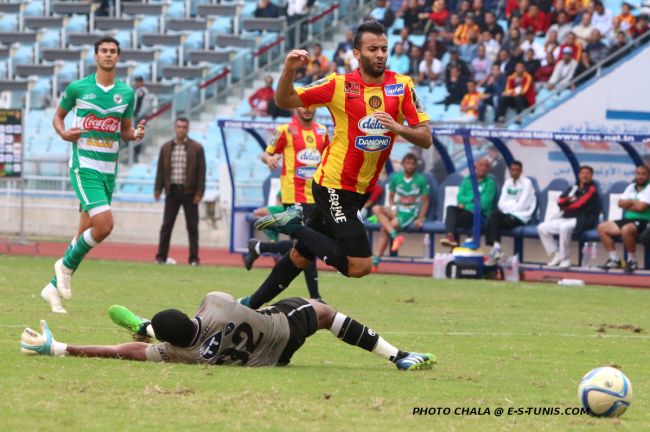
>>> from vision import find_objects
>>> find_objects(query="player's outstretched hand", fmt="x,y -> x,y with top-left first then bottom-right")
135,120 -> 146,141
284,50 -> 309,72
372,111 -> 401,134
60,127 -> 87,142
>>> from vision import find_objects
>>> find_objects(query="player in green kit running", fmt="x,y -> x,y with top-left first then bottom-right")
40,36 -> 146,314
371,153 -> 429,272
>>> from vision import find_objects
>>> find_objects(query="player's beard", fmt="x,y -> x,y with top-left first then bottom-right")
359,54 -> 385,78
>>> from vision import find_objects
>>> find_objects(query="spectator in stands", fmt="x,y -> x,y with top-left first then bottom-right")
457,0 -> 472,21
286,0 -> 310,46
471,44 -> 493,84
521,28 -> 546,60
306,43 -> 329,75
630,14 -> 650,39
445,48 -> 472,81
401,0 -> 428,34
572,51 -> 595,87
459,30 -> 480,62
509,0 -> 530,22
300,60 -> 325,84
535,51 -> 557,83
486,145 -> 506,187
420,0 -> 449,32
471,0 -> 486,28
548,11 -> 573,46
501,26 -> 522,53
459,80 -> 483,121
585,29 -> 608,63
617,2 -> 636,35
408,46 -> 423,76
440,158 -> 497,248
335,29 -> 355,59
545,29 -> 560,54
484,11 -> 505,41
371,153 -> 430,271
154,117 -> 206,266
441,13 -> 462,44
497,48 -> 516,76
248,75 -> 275,117
521,3 -> 550,35
597,165 -> 650,273
607,30 -> 631,64
523,48 -> 541,77
369,0 -> 396,28
254,0 -> 281,18
390,43 -> 412,75
573,12 -> 595,45
496,61 -> 535,123
439,65 -> 468,108
591,0 -> 614,37
417,49 -> 443,84
133,76 -> 155,124
538,165 -> 600,268
558,32 -> 582,60
392,27 -> 413,55
547,46 -> 578,90
454,13 -> 481,45
480,30 -> 501,62
485,160 -> 537,265
563,0 -> 584,21
479,64 -> 506,121
421,29 -> 446,60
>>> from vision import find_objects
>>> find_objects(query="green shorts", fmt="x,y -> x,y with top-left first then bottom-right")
396,209 -> 418,228
268,205 -> 285,215
70,168 -> 115,214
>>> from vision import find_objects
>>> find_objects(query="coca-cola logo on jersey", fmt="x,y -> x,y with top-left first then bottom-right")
82,115 -> 120,133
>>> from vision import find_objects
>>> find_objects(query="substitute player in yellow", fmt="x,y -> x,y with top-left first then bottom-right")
243,107 -> 329,301
40,36 -> 145,314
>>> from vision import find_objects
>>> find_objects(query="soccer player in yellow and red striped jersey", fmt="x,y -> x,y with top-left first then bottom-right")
240,20 -> 432,310
244,107 -> 329,301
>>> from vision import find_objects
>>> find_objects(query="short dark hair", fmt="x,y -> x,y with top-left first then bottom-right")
402,153 -> 418,163
151,309 -> 196,347
636,164 -> 649,173
353,20 -> 386,50
94,36 -> 121,55
579,165 -> 594,174
134,76 -> 144,82
510,160 -> 523,169
176,117 -> 190,125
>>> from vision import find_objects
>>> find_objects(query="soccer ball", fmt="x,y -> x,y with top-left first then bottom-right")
578,367 -> 632,417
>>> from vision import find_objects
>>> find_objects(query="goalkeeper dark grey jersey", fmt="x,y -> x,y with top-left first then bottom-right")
145,292 -> 291,366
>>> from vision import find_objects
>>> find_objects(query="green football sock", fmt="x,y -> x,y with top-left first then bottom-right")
51,238 -> 77,287
63,229 -> 97,270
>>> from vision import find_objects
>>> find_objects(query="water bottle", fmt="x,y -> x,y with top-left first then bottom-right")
422,234 -> 431,258
590,242 -> 598,268
581,243 -> 591,268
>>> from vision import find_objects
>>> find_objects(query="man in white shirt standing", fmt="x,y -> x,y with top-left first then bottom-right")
591,1 -> 614,38
485,160 -> 537,264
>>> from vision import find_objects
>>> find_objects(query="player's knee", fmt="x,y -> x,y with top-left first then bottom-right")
371,204 -> 382,214
290,248 -> 311,269
347,261 -> 372,278
308,300 -> 336,329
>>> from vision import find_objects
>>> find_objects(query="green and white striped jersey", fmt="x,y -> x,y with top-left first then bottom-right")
59,74 -> 135,176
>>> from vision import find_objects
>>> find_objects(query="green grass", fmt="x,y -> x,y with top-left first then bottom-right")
1,255 -> 648,431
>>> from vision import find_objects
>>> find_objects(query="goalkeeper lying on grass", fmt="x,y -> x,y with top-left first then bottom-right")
20,291 -> 435,371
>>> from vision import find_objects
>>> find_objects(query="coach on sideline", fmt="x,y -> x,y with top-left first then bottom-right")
154,117 -> 206,266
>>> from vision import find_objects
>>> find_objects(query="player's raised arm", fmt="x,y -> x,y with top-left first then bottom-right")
274,50 -> 309,109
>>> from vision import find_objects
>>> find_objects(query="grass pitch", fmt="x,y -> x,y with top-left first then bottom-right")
0,255 -> 648,431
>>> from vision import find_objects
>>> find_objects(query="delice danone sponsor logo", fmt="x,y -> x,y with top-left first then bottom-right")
355,136 -> 391,152
358,115 -> 389,134
82,114 -> 120,133
296,166 -> 317,179
296,149 -> 321,166
384,83 -> 404,96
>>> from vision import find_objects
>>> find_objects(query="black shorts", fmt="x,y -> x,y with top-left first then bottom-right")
298,183 -> 371,258
259,297 -> 318,366
614,219 -> 649,232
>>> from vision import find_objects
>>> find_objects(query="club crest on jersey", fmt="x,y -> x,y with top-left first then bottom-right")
368,96 -> 382,109
344,81 -> 360,95
296,166 -> 317,179
354,136 -> 391,152
384,83 -> 404,96
200,330 -> 223,360
358,115 -> 389,135
296,148 -> 321,166
305,135 -> 314,144
113,94 -> 122,104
